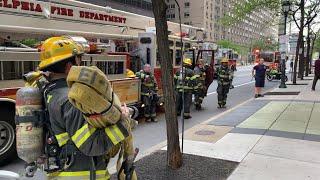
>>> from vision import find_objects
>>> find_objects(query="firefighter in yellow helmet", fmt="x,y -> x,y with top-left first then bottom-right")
194,59 -> 207,110
174,58 -> 197,119
216,57 -> 232,108
37,36 -> 130,179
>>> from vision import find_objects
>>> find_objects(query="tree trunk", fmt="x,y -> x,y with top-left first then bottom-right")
151,0 -> 182,169
293,33 -> 301,84
310,35 -> 316,74
298,0 -> 305,79
305,24 -> 311,77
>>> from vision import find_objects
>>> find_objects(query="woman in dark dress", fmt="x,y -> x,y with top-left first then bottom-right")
252,58 -> 267,98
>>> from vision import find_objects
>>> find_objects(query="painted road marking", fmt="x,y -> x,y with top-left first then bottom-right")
207,81 -> 255,96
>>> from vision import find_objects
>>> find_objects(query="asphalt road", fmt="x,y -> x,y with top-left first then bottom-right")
0,65 -> 280,179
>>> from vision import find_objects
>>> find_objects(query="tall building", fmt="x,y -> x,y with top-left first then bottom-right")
81,0 -> 154,17
166,0 -> 278,45
80,0 -> 278,46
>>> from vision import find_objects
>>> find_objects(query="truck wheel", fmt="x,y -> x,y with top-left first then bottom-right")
0,106 -> 17,166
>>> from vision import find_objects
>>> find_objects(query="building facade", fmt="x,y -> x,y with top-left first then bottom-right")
81,0 -> 278,46
83,0 -> 154,17
166,0 -> 278,45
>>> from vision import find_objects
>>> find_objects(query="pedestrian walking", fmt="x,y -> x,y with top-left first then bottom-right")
312,58 -> 320,91
252,58 -> 267,98
216,57 -> 232,108
290,59 -> 294,73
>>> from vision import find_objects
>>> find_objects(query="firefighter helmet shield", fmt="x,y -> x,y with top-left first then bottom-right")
183,58 -> 192,66
38,37 -> 84,70
221,57 -> 229,63
126,69 -> 136,78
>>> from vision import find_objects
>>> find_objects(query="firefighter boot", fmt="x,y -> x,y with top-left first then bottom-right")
195,104 -> 202,110
151,117 -> 158,122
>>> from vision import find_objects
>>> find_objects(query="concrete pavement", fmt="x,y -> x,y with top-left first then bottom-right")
2,65 -> 273,179
156,75 -> 320,179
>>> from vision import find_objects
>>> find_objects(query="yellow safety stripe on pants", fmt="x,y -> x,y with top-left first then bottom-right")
55,132 -> 70,147
105,124 -> 125,145
71,124 -> 97,148
219,75 -> 229,78
218,82 -> 230,86
190,75 -> 200,80
47,170 -> 110,179
177,86 -> 193,90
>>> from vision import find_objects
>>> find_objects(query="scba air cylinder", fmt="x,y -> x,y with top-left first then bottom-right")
15,87 -> 44,164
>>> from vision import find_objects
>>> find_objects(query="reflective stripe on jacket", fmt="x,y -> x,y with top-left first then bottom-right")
216,66 -> 231,85
174,67 -> 197,91
46,79 -> 128,179
47,169 -> 110,180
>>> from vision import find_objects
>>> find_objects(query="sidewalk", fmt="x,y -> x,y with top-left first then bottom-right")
133,76 -> 320,179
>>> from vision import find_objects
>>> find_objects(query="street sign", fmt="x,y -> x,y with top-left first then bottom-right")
279,35 -> 289,44
279,42 -> 288,52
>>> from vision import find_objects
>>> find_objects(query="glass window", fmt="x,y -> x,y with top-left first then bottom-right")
184,12 -> 190,18
175,50 -> 182,66
184,2 -> 190,7
2,61 -> 21,80
96,61 -> 124,75
140,37 -> 152,44
96,61 -> 107,74
169,40 -> 174,47
176,41 -> 182,47
185,43 -> 191,49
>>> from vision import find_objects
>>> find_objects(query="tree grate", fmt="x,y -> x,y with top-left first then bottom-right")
264,91 -> 300,95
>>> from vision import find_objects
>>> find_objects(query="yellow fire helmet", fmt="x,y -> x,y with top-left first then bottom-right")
221,57 -> 229,63
38,36 -> 84,70
126,69 -> 136,78
183,58 -> 192,66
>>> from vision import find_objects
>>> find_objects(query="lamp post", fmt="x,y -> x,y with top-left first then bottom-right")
279,0 -> 291,88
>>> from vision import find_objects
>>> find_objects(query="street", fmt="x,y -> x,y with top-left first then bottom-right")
0,65 -> 280,178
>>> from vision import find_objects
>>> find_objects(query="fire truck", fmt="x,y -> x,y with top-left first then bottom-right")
138,32 -> 217,95
0,0 -> 206,165
252,48 -> 281,69
215,48 -> 239,70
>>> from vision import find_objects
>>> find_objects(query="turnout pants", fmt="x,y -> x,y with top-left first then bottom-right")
195,87 -> 205,105
312,74 -> 320,90
142,95 -> 157,119
217,84 -> 230,106
176,91 -> 192,117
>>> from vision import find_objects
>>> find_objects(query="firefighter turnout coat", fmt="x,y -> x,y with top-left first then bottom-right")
216,65 -> 231,107
45,78 -> 129,180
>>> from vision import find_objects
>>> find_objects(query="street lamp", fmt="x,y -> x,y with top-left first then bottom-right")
279,0 -> 291,88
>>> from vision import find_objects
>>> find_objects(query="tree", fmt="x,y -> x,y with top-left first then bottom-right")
292,0 -> 319,81
151,0 -> 182,169
221,0 -> 281,27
